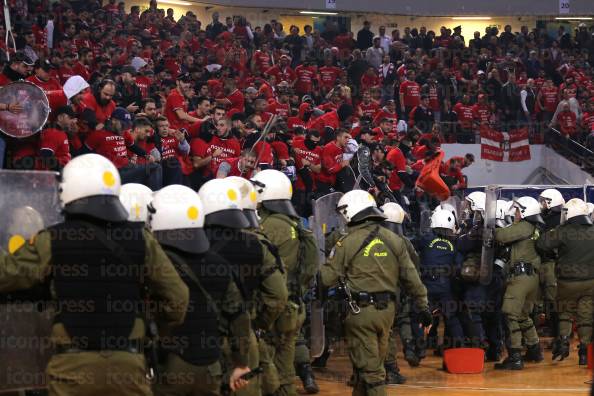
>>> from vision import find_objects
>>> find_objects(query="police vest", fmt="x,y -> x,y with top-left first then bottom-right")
206,228 -> 264,302
165,249 -> 231,366
419,232 -> 457,274
49,220 -> 145,350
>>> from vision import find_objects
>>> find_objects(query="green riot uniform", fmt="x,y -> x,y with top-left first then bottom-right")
220,229 -> 289,396
321,220 -> 428,396
537,221 -> 594,360
495,221 -> 541,352
259,209 -> 314,396
385,237 -> 420,370
0,228 -> 189,396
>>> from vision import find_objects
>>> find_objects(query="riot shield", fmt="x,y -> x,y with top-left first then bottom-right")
0,170 -> 62,393
480,185 -> 498,285
0,82 -> 50,138
308,192 -> 344,358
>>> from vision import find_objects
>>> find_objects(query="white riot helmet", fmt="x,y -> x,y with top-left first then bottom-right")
587,202 -> 594,219
149,185 -> 209,254
60,153 -> 128,222
538,189 -> 565,212
198,178 -> 250,228
251,169 -> 298,218
119,183 -> 153,223
512,196 -> 544,224
337,190 -> 385,224
435,201 -> 458,225
381,202 -> 405,235
495,200 -> 512,228
226,176 -> 259,228
466,191 -> 486,212
561,198 -> 593,225
430,209 -> 456,232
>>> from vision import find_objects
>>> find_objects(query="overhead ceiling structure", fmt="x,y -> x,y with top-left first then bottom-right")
179,0 -> 594,16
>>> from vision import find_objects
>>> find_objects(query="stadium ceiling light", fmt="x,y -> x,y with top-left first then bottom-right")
299,11 -> 339,15
159,0 -> 192,5
451,17 -> 492,20
555,16 -> 593,20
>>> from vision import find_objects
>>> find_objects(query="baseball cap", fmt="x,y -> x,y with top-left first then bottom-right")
34,59 -> 56,71
54,105 -> 76,118
120,66 -> 137,76
110,107 -> 133,129
63,75 -> 90,100
177,72 -> 192,82
13,51 -> 34,66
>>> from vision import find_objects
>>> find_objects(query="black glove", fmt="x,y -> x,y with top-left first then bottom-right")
418,309 -> 433,327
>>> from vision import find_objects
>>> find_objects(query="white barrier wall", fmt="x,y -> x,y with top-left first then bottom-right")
441,144 -> 594,186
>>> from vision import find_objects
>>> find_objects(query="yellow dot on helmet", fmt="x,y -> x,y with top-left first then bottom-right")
187,206 -> 199,220
227,189 -> 238,201
103,171 -> 116,187
367,194 -> 374,201
289,184 -> 293,195
8,235 -> 25,254
249,191 -> 257,203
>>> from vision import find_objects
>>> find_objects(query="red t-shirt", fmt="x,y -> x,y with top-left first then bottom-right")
358,101 -> 380,118
135,76 -> 152,99
294,65 -> 317,94
557,110 -> 577,137
85,129 -> 133,168
292,136 -> 322,190
426,85 -> 440,111
80,92 -> 116,124
307,111 -> 340,137
38,128 -> 71,168
58,66 -> 75,85
318,141 -> 345,185
160,135 -> 183,160
26,75 -> 62,92
191,135 -> 241,175
387,147 -> 406,191
318,66 -> 342,89
165,89 -> 189,131
399,80 -> 421,108
540,86 -> 559,112
72,62 -> 91,82
253,50 -> 272,72
267,101 -> 290,118
453,102 -> 474,129
217,156 -> 254,179
361,74 -> 380,91
225,89 -> 245,112
472,103 -> 491,125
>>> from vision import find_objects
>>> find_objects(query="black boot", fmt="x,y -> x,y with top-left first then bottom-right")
524,343 -> 544,362
403,339 -> 420,367
552,336 -> 570,361
494,349 -> 524,370
578,343 -> 588,366
311,347 -> 330,368
384,363 -> 406,384
485,345 -> 502,362
296,363 -> 319,394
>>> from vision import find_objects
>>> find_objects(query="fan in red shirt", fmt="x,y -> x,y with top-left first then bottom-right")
26,59 -> 62,93
216,149 -> 258,179
216,78 -> 245,113
555,103 -> 578,137
80,80 -> 117,125
58,52 -> 77,84
85,115 -> 135,169
386,145 -> 408,191
318,57 -> 342,93
472,94 -> 491,126
265,55 -> 296,85
318,129 -> 352,193
307,104 -> 354,140
72,48 -> 93,82
251,43 -> 273,74
361,67 -> 380,92
373,100 -> 400,134
155,116 -> 191,186
267,90 -> 291,119
536,79 -> 559,121
191,118 -> 241,177
399,70 -> 421,118
453,95 -> 474,130
371,118 -> 393,142
37,105 -> 75,170
294,59 -> 317,95
357,90 -> 380,119
165,73 -> 202,131
0,51 -> 34,87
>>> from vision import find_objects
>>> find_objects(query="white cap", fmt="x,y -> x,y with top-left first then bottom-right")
63,75 -> 90,100
131,56 -> 148,72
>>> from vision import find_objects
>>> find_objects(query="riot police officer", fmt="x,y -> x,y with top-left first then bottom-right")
457,192 -> 488,349
119,183 -> 153,223
321,190 -> 431,396
149,185 -> 252,395
199,178 -> 289,396
537,198 -> 594,366
494,196 -> 544,370
537,188 -> 565,338
0,154 -> 190,396
416,209 -> 465,353
251,169 -> 319,396
381,202 -> 420,377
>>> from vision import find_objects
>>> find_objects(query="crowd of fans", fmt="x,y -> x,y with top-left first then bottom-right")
1,0 -> 594,215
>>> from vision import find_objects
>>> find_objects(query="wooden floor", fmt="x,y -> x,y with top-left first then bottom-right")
307,340 -> 593,395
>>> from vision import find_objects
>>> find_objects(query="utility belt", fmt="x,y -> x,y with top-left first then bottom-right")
509,261 -> 536,277
421,267 -> 451,281
55,338 -> 144,354
351,291 -> 396,310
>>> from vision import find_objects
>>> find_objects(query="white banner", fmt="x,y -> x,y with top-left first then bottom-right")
326,0 -> 337,9
559,0 -> 570,14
